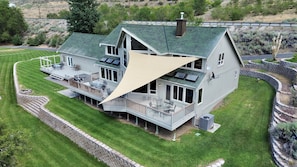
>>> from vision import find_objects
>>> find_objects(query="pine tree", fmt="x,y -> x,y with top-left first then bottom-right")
67,0 -> 99,33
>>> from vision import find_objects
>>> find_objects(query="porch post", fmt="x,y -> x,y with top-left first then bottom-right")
127,113 -> 130,121
135,117 -> 138,125
155,125 -> 159,135
144,121 -> 147,130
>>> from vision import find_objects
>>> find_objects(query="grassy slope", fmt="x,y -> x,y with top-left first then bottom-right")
15,49 -> 276,166
0,48 -> 106,167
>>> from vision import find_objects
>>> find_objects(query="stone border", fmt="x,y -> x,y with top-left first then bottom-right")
13,62 -> 143,167
245,59 -> 297,81
280,58 -> 297,69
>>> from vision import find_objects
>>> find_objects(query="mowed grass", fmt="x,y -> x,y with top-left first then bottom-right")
15,48 -> 276,167
0,48 -> 107,167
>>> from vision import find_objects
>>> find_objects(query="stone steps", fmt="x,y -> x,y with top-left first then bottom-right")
20,96 -> 48,117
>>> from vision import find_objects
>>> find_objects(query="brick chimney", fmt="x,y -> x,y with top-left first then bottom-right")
176,12 -> 187,37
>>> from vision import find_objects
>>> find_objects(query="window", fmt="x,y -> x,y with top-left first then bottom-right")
173,86 -> 178,100
123,38 -> 127,49
171,85 -> 194,103
101,67 -> 118,82
166,85 -> 171,100
218,53 -> 224,66
185,89 -> 193,103
131,37 -> 147,50
113,71 -> 118,82
124,51 -> 127,67
133,85 -> 148,93
67,56 -> 73,66
194,59 -> 202,69
107,46 -> 112,54
198,88 -> 203,104
186,62 -> 192,68
101,68 -> 105,78
107,46 -> 118,55
178,87 -> 183,101
150,80 -> 156,94
133,81 -> 156,94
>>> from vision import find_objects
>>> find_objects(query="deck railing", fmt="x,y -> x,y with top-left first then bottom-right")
103,98 -> 195,129
69,79 -> 104,98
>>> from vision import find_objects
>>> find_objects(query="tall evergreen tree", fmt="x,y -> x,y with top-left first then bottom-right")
67,0 -> 99,33
0,0 -> 27,43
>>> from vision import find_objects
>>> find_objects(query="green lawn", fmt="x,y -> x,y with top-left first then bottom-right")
14,49 -> 276,167
0,48 -> 107,167
1,48 -> 276,166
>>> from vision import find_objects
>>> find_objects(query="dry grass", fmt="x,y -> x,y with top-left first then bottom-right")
20,0 -> 297,22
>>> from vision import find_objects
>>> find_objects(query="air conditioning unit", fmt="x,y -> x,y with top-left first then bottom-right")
199,114 -> 214,131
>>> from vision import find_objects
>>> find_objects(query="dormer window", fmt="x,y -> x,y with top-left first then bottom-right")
218,53 -> 224,66
106,46 -> 118,55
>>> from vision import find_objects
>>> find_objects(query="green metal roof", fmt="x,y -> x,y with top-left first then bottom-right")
101,23 -> 227,58
58,32 -> 106,59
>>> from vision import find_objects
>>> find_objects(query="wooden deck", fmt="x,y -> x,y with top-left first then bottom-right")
40,60 -> 195,131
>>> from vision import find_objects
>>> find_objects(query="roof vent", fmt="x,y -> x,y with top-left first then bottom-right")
176,12 -> 187,37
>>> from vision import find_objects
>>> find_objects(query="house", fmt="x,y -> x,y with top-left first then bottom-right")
40,15 -> 244,136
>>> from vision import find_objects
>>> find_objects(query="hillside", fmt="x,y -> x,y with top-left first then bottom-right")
13,0 -> 297,55
15,0 -> 297,22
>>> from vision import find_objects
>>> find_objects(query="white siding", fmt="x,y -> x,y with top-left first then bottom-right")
196,34 -> 241,118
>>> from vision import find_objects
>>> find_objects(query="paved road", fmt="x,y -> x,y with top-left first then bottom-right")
0,45 -> 57,52
1,46 -> 295,61
241,53 -> 294,60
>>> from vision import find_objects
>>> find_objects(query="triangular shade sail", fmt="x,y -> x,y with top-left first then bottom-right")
100,51 -> 198,104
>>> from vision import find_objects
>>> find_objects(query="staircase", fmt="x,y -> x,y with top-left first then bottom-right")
49,73 -> 64,81
19,95 -> 49,117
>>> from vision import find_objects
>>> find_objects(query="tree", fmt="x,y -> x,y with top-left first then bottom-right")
272,32 -> 283,61
192,0 -> 207,15
0,120 -> 29,166
67,0 -> 99,33
0,0 -> 27,44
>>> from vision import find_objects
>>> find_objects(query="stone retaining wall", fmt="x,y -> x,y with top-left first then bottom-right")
13,62 -> 142,167
280,59 -> 297,69
244,60 -> 297,81
38,107 -> 142,167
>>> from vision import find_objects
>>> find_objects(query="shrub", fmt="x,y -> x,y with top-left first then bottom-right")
0,31 -> 11,43
11,34 -> 23,46
48,35 -> 63,48
270,122 -> 297,159
27,32 -> 46,46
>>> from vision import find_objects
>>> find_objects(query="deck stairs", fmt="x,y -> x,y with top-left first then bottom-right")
49,73 -> 64,81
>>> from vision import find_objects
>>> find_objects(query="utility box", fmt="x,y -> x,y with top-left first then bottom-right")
199,114 -> 214,131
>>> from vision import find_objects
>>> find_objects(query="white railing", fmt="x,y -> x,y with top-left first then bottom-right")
103,98 -> 195,129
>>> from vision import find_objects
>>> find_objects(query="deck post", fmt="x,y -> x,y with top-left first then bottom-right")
172,130 -> 176,141
144,121 -> 147,130
155,125 -> 159,135
135,117 -> 138,125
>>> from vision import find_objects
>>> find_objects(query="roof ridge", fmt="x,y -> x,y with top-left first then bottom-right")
163,25 -> 170,53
